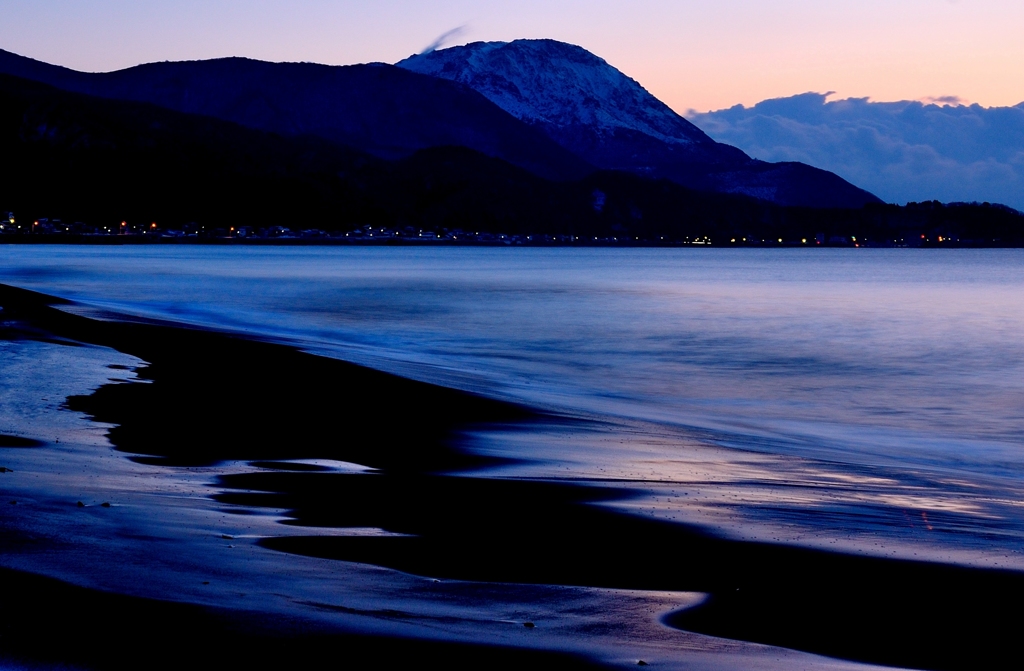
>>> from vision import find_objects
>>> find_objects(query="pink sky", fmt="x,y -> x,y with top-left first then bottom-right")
4,0 -> 1023,112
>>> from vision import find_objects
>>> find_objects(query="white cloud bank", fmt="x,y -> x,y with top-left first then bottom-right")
687,94 -> 1024,210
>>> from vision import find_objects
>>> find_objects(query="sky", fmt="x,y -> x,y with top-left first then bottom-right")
3,0 -> 1023,114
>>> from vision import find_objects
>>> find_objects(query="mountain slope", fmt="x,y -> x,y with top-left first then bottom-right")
0,48 -> 591,181
399,40 -> 882,208
0,73 -> 378,226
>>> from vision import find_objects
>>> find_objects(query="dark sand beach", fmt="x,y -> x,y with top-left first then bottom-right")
2,280 -> 1022,670
0,567 -> 610,671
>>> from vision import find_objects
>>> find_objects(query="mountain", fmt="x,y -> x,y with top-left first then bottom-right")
0,73 -> 378,227
400,39 -> 738,164
398,40 -> 882,208
0,48 -> 591,181
2,73 -> 1020,245
0,71 -> 773,237
1,45 -> 879,208
688,92 -> 1024,211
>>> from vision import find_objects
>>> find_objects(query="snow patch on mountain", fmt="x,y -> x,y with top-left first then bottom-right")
398,40 -> 708,147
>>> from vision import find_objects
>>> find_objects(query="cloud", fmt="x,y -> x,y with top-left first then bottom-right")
923,95 -> 966,105
687,94 -> 1024,209
420,25 -> 468,56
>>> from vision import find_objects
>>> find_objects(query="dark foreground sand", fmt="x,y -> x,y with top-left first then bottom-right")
1,282 -> 1022,671
0,566 -> 609,671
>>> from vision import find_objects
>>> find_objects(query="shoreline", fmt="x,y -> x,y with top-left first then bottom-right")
2,280 -> 1023,670
2,236 -> 1015,248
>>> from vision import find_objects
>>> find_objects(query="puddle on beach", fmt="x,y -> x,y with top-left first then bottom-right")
465,419 -> 1024,569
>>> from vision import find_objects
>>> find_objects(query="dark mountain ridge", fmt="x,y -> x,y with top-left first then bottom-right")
0,73 -> 378,227
0,48 -> 591,181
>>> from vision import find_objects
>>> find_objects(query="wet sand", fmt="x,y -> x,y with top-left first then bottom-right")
2,281 -> 1022,670
0,566 -> 606,671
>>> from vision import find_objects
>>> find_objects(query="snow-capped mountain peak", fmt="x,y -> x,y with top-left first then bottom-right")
398,39 -> 709,147
396,39 -> 881,209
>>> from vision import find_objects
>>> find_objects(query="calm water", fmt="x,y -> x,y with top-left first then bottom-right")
3,246 -> 1024,565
